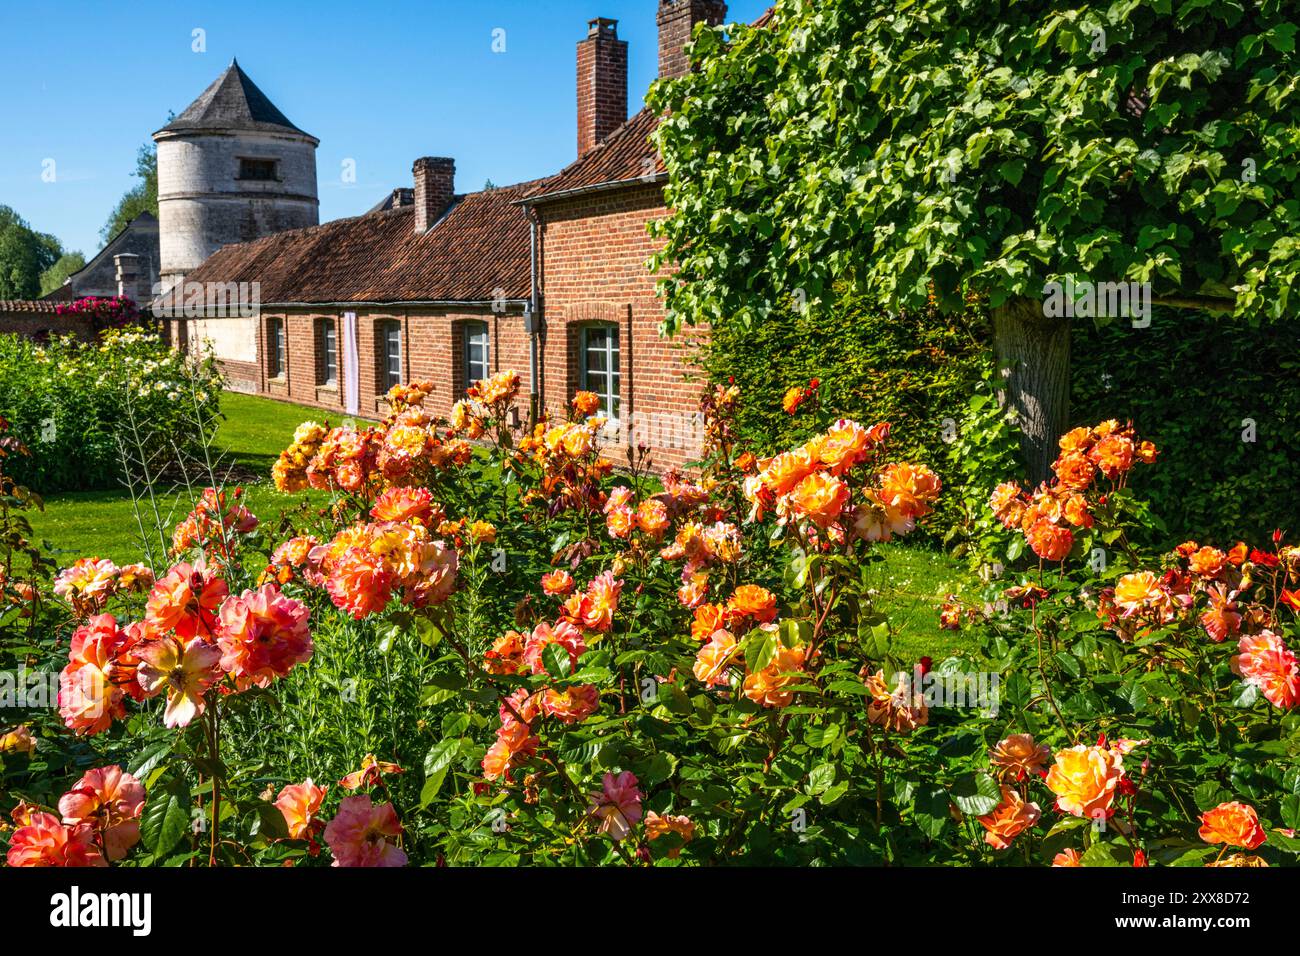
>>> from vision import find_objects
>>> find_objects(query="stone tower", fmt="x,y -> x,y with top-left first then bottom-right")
153,59 -> 318,294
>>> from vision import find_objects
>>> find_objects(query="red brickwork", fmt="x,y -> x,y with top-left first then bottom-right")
0,303 -> 95,340
577,19 -> 628,159
534,182 -> 707,471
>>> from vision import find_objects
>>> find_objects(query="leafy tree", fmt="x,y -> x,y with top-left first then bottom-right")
39,251 -> 86,297
650,0 -> 1300,480
0,206 -> 61,300
100,143 -> 158,244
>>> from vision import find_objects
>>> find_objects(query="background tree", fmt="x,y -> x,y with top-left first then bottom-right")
100,143 -> 158,244
650,0 -> 1300,481
39,251 -> 86,297
0,206 -> 62,300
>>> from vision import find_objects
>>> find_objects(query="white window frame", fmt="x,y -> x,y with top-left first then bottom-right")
463,320 -> 490,391
320,320 -> 338,386
579,324 -> 620,421
381,321 -> 403,390
268,317 -> 286,379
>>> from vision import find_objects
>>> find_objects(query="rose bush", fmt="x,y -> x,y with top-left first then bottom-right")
0,327 -> 222,492
3,371 -> 1297,867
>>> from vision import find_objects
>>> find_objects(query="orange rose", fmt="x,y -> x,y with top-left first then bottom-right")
1198,801 -> 1266,850
636,499 -> 671,539
606,506 -> 636,540
877,463 -> 942,519
1089,434 -> 1135,478
1062,494 -> 1093,528
1200,584 -> 1241,643
1058,426 -> 1095,455
571,391 -> 601,417
540,570 -> 575,596
787,471 -> 850,528
989,733 -> 1050,781
727,584 -> 778,625
1113,571 -> 1172,618
813,418 -> 876,475
644,811 -> 696,858
540,684 -> 601,724
1052,452 -> 1096,491
741,641 -> 807,708
781,387 -> 804,415
1187,546 -> 1227,578
1045,745 -> 1124,819
977,787 -> 1041,850
690,603 -> 727,643
989,482 -> 1026,529
1026,520 -> 1073,562
1052,848 -> 1083,867
758,447 -> 819,496
693,630 -> 737,688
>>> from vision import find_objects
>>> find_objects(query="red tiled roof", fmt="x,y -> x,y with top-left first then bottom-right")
180,178 -> 555,306
0,300 -> 60,313
522,108 -> 665,205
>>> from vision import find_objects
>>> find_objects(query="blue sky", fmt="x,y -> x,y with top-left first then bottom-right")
0,0 -> 769,257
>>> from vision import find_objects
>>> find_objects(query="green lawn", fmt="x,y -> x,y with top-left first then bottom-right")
27,392 -> 332,565
26,391 -> 979,656
869,541 -> 980,660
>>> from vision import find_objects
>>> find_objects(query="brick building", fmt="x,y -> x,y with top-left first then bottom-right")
174,0 -> 738,470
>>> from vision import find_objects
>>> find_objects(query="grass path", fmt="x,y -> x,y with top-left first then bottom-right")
26,392 -> 979,657
27,392 -> 334,564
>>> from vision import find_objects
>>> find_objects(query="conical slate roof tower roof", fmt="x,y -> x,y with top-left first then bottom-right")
157,59 -> 314,138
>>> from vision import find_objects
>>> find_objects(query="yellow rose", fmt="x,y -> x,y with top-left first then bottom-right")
1045,745 -> 1124,819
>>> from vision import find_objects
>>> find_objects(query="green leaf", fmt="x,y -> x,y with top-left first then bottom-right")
542,643 -> 572,679
128,739 -> 175,779
251,801 -> 290,841
744,627 -> 778,673
912,785 -> 950,840
1193,780 -> 1232,812
807,763 -> 836,796
414,615 -> 444,648
1079,842 -> 1130,867
420,738 -> 463,808
950,773 -> 1001,816
140,776 -> 190,858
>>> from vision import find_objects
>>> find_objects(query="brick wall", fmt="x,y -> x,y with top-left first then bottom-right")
535,182 -> 707,471
657,0 -> 729,82
577,19 -> 629,159
0,306 -> 95,340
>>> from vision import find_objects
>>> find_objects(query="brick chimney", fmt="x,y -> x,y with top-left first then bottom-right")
657,0 -> 727,81
413,157 -> 456,233
577,17 -> 628,159
114,253 -> 146,305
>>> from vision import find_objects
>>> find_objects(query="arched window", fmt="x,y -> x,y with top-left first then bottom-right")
579,324 -> 620,420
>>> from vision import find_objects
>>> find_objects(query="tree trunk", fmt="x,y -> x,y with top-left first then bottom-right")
992,298 -> 1071,486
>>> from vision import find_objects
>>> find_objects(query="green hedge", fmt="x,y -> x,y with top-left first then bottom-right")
704,296 -> 1298,552
698,292 -> 993,537
0,328 -> 222,493
1072,308 -> 1300,547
